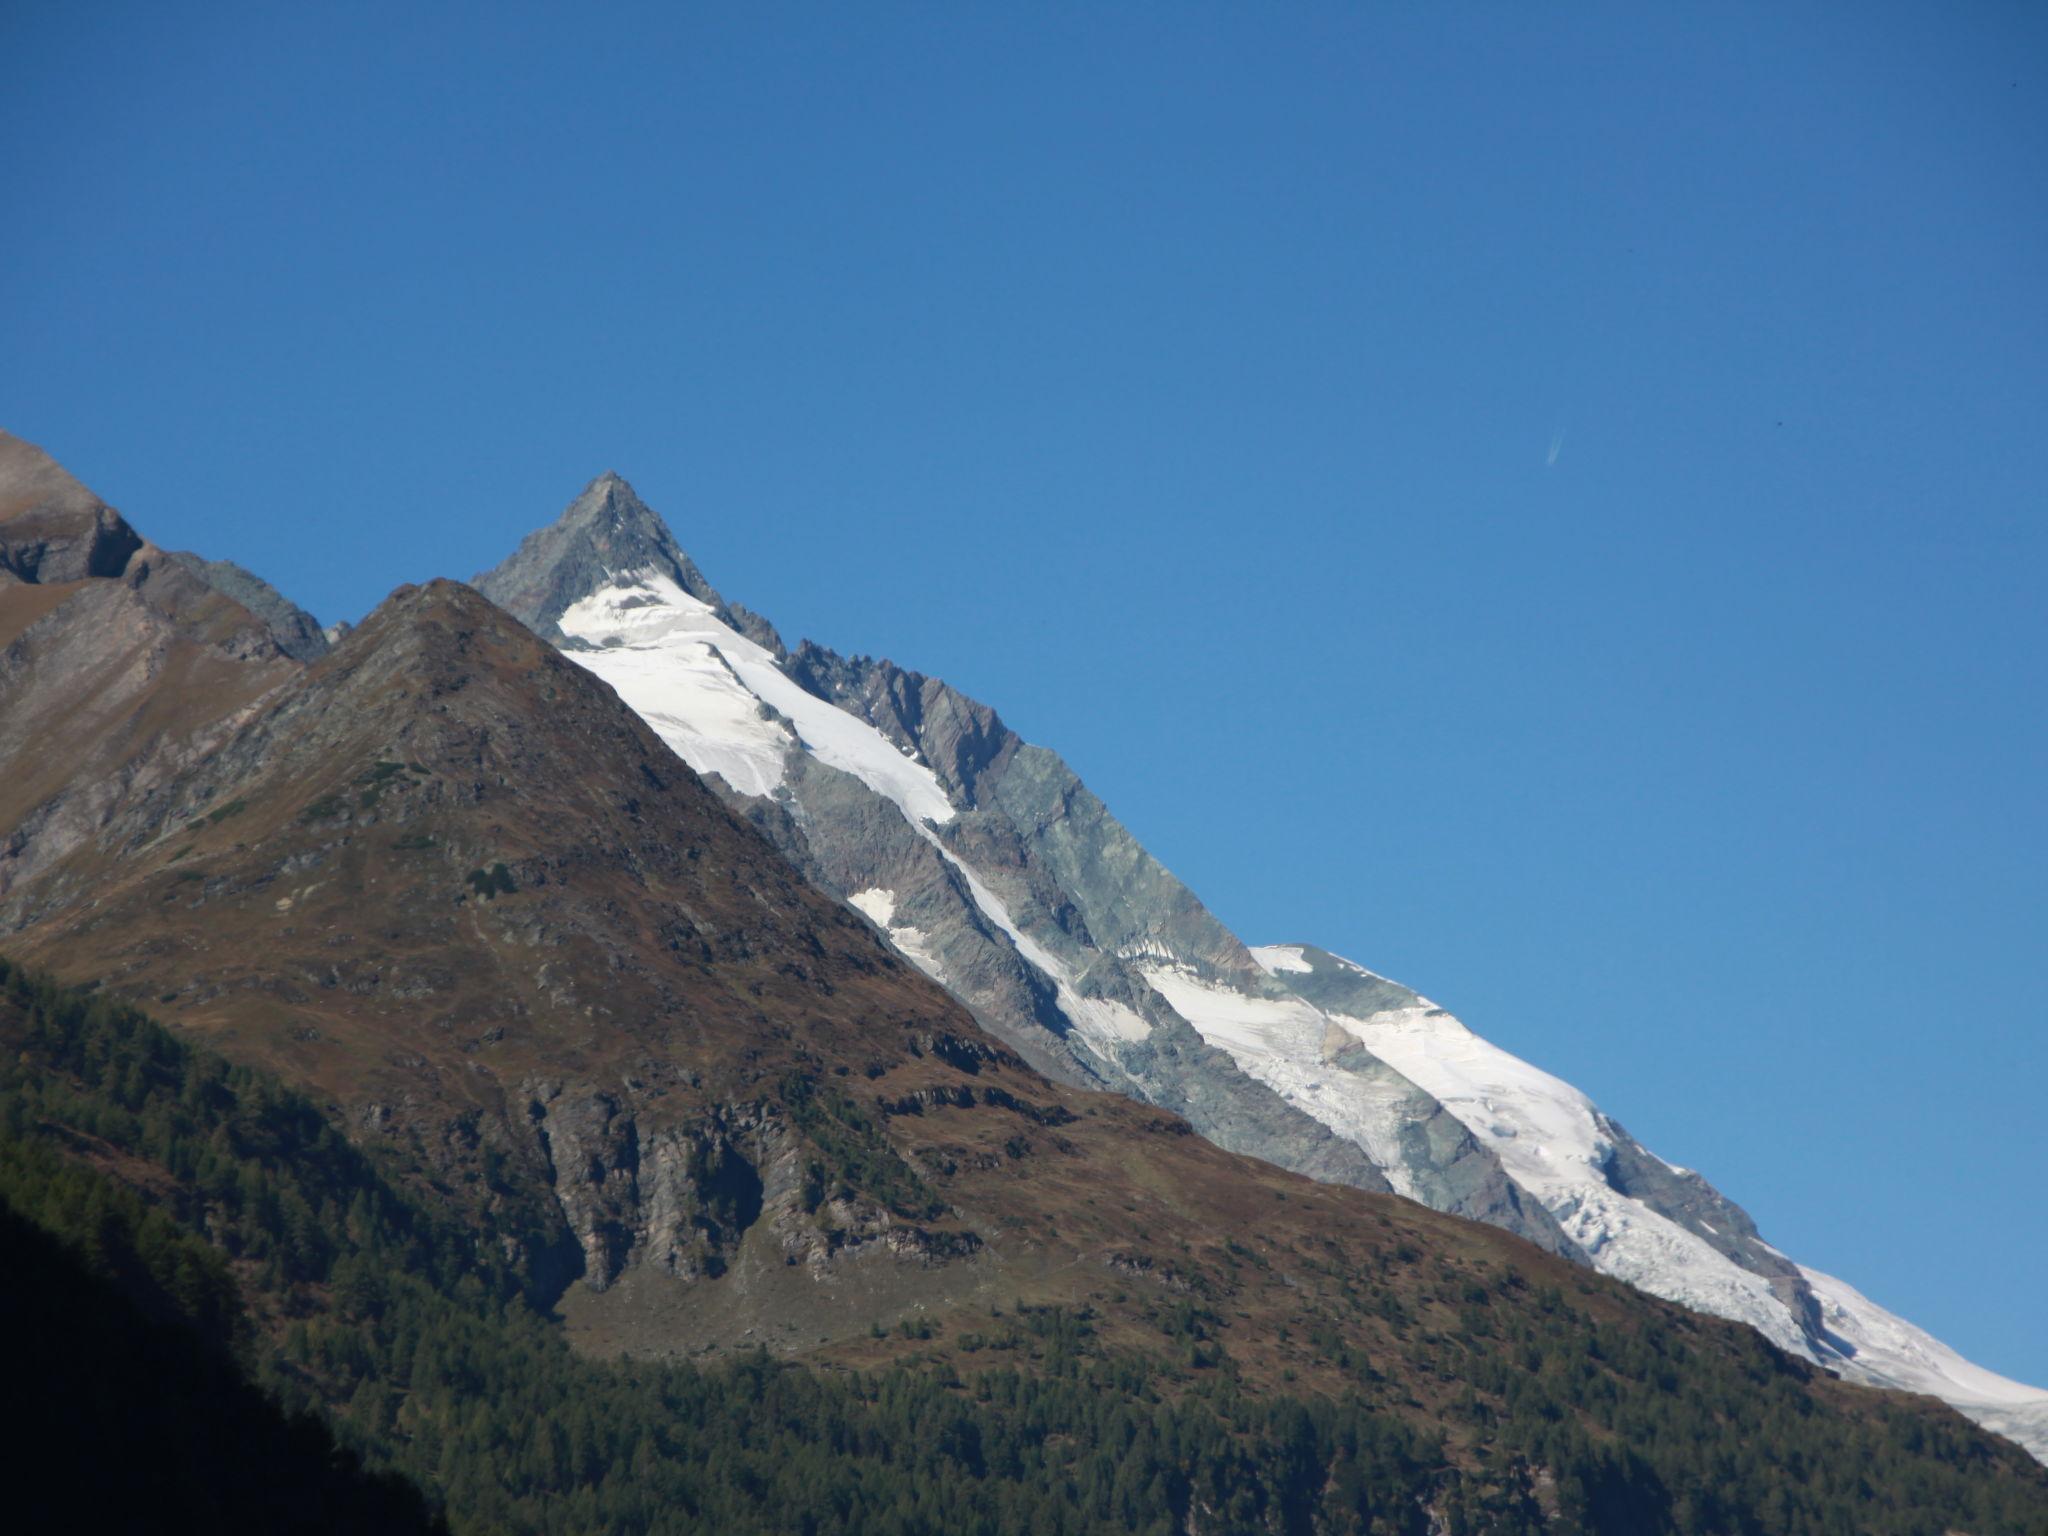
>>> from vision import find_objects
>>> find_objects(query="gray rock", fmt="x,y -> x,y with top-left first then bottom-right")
474,471 -> 787,656
164,551 -> 329,661
0,430 -> 144,583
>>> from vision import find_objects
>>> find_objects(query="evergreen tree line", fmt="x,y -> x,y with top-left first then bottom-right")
1,956 -> 2043,1535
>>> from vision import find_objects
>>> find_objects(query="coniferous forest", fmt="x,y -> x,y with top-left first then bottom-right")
2,956 -> 2044,1535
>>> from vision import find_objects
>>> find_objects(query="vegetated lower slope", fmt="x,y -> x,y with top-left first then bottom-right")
6,957 -> 2046,1536
0,1060 -> 445,1532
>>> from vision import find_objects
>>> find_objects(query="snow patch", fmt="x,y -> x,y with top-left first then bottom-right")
1323,997 -> 1816,1358
887,924 -> 950,986
847,887 -> 897,928
561,572 -> 957,825
846,886 -> 949,985
1249,944 -> 1315,975
1139,964 -> 1429,1201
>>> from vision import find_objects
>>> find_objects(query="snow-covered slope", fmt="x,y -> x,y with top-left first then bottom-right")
1249,943 -> 2048,1459
475,473 -> 2047,1464
1253,952 -> 1810,1355
1801,1265 -> 2048,1452
560,570 -> 957,826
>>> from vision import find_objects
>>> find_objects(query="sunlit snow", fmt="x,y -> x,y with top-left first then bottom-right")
560,572 -> 957,825
1140,964 -> 1428,1200
847,886 -> 951,985
1329,990 -> 1814,1356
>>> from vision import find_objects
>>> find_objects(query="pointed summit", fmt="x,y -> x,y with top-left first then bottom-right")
475,473 -> 784,653
474,471 -> 721,632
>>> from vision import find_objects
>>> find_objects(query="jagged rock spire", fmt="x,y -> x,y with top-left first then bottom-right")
473,471 -> 724,634
474,472 -> 785,654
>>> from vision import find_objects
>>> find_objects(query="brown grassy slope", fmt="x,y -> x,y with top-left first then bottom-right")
0,433 -> 300,910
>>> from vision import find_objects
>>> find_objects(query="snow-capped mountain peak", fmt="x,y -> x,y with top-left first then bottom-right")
475,476 -> 2048,1463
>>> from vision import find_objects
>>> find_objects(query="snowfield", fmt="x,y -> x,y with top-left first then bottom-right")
1246,949 -> 2048,1458
561,572 -> 957,825
1139,963 -> 1432,1200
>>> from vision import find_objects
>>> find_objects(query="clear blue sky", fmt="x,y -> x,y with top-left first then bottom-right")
5,3 -> 2044,1382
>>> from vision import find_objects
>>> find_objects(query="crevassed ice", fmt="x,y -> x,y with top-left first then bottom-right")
1140,963 -> 1427,1200
1324,990 -> 1813,1356
1287,950 -> 2048,1452
1801,1264 -> 2048,1409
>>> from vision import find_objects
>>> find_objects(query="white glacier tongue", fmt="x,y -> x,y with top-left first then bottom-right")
1248,946 -> 2048,1461
558,572 -> 957,826
1325,988 -> 1815,1357
1802,1265 -> 2048,1409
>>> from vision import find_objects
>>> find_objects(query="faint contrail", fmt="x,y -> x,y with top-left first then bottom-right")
1547,428 -> 1566,467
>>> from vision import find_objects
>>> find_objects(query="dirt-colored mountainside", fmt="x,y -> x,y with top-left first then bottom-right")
0,432 -> 301,911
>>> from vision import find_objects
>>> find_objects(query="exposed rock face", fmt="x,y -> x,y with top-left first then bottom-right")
527,1084 -> 976,1294
786,641 -> 1019,804
527,1084 -> 646,1289
476,471 -> 784,656
165,551 -> 330,661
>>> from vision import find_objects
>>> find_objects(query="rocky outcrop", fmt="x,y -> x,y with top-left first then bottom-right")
0,430 -> 144,583
164,551 -> 330,661
525,1082 -> 982,1293
474,471 -> 785,656
786,643 -> 1019,805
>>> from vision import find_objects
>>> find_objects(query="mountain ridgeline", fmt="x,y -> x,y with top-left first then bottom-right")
2,429 -> 2045,1531
472,469 -> 2048,1462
